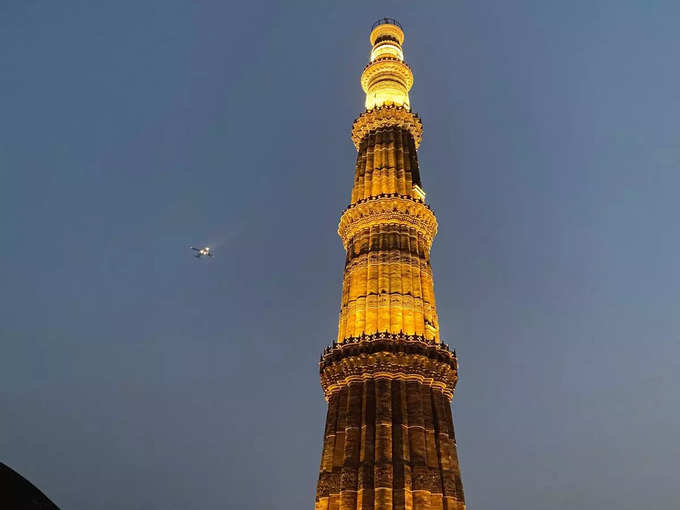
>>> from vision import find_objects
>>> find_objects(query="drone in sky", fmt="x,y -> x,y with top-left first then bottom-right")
189,246 -> 213,258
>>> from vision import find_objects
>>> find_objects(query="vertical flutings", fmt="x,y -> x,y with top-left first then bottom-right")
317,19 -> 465,510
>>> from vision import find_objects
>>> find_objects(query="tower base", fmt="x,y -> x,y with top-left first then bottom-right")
315,335 -> 465,510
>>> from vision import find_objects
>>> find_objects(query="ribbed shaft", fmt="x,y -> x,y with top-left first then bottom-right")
316,19 -> 465,510
351,127 -> 422,204
337,125 -> 435,342
337,222 -> 439,342
315,379 -> 465,510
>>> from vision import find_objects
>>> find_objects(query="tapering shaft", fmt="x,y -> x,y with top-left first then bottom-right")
351,127 -> 421,204
316,18 -> 465,510
337,224 -> 439,342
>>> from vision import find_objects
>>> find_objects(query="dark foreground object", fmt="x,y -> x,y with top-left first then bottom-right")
0,463 -> 59,509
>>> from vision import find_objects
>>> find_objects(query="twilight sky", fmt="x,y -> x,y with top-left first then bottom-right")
1,1 -> 679,509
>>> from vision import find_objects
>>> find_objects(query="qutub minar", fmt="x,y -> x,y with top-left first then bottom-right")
314,19 -> 465,510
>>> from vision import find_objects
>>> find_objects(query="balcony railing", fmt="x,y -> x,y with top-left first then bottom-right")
370,18 -> 402,31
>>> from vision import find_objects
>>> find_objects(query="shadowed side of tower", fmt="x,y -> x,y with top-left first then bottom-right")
315,20 -> 465,510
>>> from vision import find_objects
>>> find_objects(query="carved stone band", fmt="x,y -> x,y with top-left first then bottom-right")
352,105 -> 423,150
360,58 -> 414,92
338,195 -> 437,248
320,335 -> 458,400
344,251 -> 433,275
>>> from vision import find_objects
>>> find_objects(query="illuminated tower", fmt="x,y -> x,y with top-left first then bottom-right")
315,19 -> 465,510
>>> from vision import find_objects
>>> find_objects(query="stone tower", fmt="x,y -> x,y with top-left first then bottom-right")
314,19 -> 466,510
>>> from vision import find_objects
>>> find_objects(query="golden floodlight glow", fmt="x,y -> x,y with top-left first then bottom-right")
361,20 -> 413,110
314,19 -> 466,510
370,43 -> 403,61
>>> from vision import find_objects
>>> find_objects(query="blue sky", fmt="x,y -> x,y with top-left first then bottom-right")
1,2 -> 678,508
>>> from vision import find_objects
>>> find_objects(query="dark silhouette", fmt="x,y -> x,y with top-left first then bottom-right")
0,463 -> 59,509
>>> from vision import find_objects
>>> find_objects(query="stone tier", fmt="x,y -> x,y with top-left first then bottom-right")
315,335 -> 465,510
352,106 -> 423,150
361,57 -> 413,90
338,195 -> 437,249
320,334 -> 458,401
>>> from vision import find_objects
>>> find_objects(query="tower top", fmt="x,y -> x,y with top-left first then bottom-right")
370,17 -> 403,31
369,18 -> 404,45
362,18 -> 413,110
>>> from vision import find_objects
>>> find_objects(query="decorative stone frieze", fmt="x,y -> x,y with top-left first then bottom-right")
320,333 -> 458,400
351,105 -> 423,150
343,252 -> 433,276
338,195 -> 437,248
360,57 -> 414,93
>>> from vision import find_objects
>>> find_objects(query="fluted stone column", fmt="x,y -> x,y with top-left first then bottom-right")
315,19 -> 465,510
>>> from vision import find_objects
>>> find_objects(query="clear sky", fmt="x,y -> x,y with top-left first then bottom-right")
1,1 -> 678,509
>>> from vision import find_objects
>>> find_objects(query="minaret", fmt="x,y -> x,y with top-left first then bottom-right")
315,19 -> 465,510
